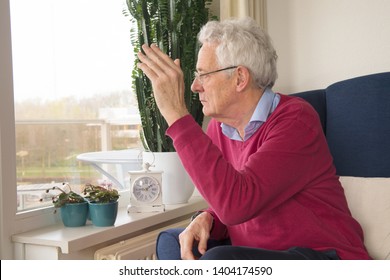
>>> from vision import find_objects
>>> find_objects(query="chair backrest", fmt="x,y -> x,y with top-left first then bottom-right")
293,72 -> 390,177
325,72 -> 390,177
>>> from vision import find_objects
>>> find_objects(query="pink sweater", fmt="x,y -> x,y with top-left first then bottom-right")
166,94 -> 370,259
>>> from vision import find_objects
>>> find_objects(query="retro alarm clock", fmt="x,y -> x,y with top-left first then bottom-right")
127,162 -> 165,213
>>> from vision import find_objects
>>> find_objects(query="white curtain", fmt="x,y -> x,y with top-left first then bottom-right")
219,0 -> 268,30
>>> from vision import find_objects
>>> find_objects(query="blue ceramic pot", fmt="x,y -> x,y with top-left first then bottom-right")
88,201 -> 118,227
60,201 -> 89,227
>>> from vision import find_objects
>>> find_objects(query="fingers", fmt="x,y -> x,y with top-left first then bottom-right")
137,51 -> 159,80
137,44 -> 183,90
179,231 -> 196,260
137,44 -> 179,77
174,58 -> 181,67
179,215 -> 212,260
136,44 -> 188,126
197,236 -> 208,256
146,44 -> 178,68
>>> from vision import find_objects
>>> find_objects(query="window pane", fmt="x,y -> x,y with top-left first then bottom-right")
10,0 -> 141,212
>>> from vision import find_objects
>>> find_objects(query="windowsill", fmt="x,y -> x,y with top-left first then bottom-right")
12,196 -> 207,255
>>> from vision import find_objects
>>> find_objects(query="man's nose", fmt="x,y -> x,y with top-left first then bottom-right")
191,78 -> 203,93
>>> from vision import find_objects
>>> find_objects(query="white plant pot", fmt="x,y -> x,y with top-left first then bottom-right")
143,151 -> 194,204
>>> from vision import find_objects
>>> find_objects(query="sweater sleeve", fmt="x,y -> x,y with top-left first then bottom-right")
166,115 -> 229,239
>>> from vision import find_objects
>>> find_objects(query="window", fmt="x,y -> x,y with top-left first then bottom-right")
10,0 -> 141,212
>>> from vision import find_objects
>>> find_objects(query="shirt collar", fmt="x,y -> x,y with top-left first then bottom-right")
221,88 -> 280,141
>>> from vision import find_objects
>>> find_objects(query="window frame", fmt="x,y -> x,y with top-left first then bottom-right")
1,0 -> 57,256
1,0 -> 25,259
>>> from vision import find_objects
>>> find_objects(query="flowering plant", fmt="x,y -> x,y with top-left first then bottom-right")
83,180 -> 120,204
41,182 -> 85,209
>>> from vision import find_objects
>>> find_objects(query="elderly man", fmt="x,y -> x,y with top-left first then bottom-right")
137,17 -> 370,260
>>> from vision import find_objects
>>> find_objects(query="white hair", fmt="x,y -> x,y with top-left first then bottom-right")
198,17 -> 278,89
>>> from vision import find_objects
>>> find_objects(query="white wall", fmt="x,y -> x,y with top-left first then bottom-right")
267,0 -> 390,94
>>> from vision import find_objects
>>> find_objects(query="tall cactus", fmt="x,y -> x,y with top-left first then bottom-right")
125,0 -> 214,152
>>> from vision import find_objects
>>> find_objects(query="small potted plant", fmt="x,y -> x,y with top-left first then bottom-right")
83,180 -> 120,227
42,182 -> 89,227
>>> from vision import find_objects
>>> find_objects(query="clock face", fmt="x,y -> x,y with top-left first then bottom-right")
132,176 -> 161,203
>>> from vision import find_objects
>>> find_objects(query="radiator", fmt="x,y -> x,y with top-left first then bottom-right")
94,219 -> 189,260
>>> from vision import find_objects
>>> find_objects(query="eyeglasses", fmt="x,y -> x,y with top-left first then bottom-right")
194,66 -> 238,85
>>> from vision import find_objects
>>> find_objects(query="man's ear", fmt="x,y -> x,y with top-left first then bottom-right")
236,66 -> 251,92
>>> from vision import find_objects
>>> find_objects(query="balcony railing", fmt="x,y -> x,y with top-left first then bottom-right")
15,116 -> 141,212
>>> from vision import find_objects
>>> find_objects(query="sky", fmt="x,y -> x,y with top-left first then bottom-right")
10,0 -> 134,102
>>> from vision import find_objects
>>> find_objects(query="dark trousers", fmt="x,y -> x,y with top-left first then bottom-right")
156,228 -> 339,260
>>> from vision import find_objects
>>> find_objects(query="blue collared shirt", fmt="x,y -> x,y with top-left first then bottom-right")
221,88 -> 280,141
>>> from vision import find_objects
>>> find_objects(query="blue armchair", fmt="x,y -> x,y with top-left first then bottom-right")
293,72 -> 390,259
